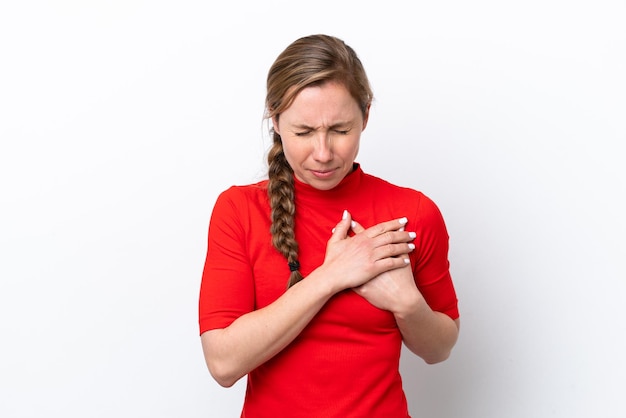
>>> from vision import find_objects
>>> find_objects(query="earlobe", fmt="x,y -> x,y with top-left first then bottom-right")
271,116 -> 280,135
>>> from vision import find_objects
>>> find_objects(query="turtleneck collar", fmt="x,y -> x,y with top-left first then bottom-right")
294,163 -> 363,205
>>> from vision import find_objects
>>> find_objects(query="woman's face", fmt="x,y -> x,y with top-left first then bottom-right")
273,81 -> 369,191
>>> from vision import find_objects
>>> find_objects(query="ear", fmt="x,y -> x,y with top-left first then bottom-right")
271,115 -> 280,136
361,103 -> 371,131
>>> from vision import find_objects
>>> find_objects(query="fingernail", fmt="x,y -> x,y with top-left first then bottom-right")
343,210 -> 349,220
351,221 -> 356,228
408,243 -> 415,250
399,217 -> 408,225
404,258 -> 410,264
332,227 -> 336,233
399,227 -> 405,232
408,232 -> 416,239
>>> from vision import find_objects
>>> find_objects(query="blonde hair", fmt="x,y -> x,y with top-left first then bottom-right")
265,34 -> 373,288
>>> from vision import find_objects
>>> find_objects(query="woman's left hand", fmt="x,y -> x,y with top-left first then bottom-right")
351,218 -> 460,364
350,219 -> 423,314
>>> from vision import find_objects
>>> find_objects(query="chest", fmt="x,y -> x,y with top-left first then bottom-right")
248,203 -> 400,335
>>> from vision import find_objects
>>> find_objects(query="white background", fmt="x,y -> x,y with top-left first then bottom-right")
1,1 -> 625,417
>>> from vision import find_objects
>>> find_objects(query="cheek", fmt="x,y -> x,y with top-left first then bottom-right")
340,137 -> 361,159
281,140 -> 306,164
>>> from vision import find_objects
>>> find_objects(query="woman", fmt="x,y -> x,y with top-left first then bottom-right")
199,34 -> 460,417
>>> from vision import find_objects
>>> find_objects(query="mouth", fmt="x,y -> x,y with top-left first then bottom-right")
310,168 -> 337,179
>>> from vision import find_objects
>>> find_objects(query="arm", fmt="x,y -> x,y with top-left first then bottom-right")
201,269 -> 336,387
352,253 -> 460,364
394,290 -> 460,364
351,213 -> 460,364
201,212 -> 416,387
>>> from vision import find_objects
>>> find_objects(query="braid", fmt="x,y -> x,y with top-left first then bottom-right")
264,34 -> 373,288
267,132 -> 303,288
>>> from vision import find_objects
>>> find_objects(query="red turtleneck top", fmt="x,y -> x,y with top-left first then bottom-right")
199,164 -> 459,418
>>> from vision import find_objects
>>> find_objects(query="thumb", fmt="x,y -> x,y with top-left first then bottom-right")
329,209 -> 352,241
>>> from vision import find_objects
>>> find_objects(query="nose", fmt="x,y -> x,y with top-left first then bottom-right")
312,133 -> 333,163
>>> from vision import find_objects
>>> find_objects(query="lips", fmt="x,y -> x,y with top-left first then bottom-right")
310,169 -> 336,178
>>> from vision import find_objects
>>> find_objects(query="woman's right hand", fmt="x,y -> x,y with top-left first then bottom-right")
319,210 -> 416,292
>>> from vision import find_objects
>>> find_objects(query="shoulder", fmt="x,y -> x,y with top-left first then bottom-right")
210,180 -> 270,220
361,171 -> 427,201
214,180 -> 269,208
217,180 -> 268,200
361,171 -> 445,222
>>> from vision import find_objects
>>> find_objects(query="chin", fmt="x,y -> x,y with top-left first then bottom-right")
309,179 -> 342,191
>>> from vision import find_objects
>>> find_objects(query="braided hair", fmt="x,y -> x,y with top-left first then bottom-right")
264,34 -> 373,288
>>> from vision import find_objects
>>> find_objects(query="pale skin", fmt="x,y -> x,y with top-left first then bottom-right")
202,215 -> 417,387
201,81 -> 459,387
351,219 -> 460,364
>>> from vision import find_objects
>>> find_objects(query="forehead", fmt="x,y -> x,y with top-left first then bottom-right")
280,81 -> 362,125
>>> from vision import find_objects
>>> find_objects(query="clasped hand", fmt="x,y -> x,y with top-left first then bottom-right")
322,210 -> 422,313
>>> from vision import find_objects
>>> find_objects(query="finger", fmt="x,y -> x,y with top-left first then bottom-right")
350,219 -> 366,234
353,221 -> 415,244
373,242 -> 415,260
368,229 -> 417,253
364,217 -> 408,238
329,210 -> 352,241
375,255 -> 411,272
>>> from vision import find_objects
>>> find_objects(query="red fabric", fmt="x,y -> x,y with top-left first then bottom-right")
199,164 -> 459,418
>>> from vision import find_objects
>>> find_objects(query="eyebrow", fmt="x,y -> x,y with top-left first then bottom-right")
292,121 -> 352,130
